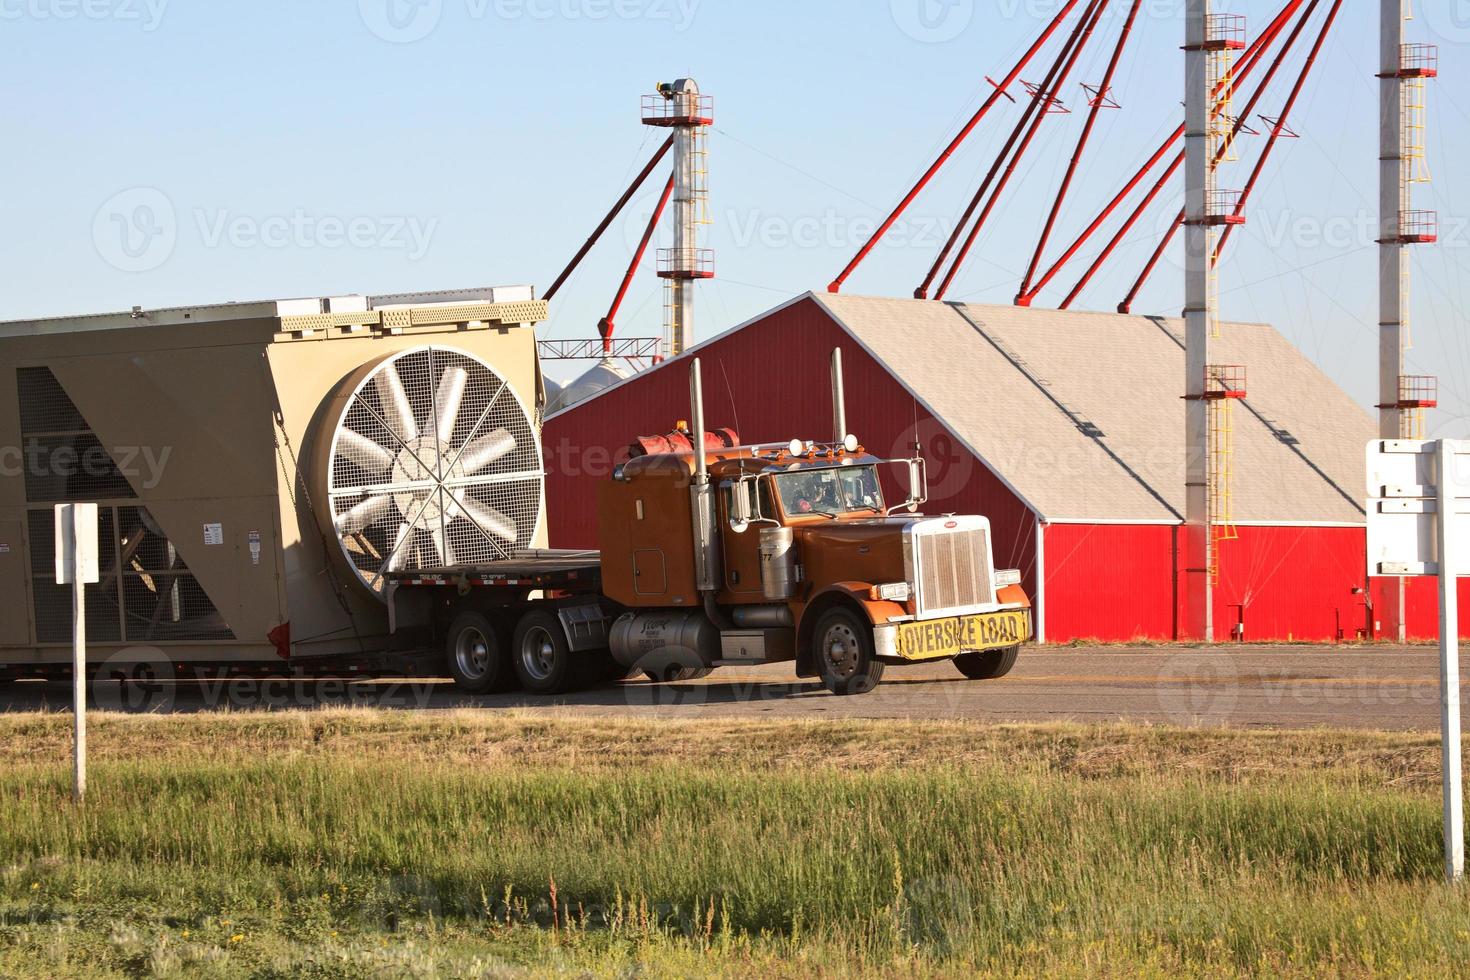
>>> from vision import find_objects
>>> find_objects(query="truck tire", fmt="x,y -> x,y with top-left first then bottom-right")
446,612 -> 514,694
954,645 -> 1020,680
512,610 -> 588,695
813,607 -> 885,695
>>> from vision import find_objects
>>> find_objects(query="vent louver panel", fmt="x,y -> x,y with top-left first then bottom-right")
116,506 -> 235,642
16,367 -> 137,502
25,505 -> 236,645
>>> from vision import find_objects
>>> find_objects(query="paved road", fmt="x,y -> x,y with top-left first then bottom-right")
2,646 -> 1466,730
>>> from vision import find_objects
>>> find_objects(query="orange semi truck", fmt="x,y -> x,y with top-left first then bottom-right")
388,350 -> 1033,696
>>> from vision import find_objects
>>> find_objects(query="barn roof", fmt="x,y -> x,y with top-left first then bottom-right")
812,293 -> 1370,525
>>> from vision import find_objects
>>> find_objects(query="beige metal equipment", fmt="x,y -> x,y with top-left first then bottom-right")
0,286 -> 549,667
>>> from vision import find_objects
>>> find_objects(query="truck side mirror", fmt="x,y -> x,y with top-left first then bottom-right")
730,479 -> 753,534
906,459 -> 923,513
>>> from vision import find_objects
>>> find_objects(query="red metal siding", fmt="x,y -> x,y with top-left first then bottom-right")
1213,526 -> 1367,642
542,296 -> 1040,598
1041,522 -> 1470,643
1397,576 -> 1470,640
1043,523 -> 1176,641
1215,528 -> 1470,642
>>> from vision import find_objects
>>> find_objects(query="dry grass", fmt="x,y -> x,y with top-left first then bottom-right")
0,711 -> 1466,977
0,710 -> 1450,790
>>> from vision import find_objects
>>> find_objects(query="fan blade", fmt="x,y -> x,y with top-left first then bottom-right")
375,365 -> 420,443
454,491 -> 518,544
428,512 -> 456,567
337,427 -> 395,472
336,494 -> 394,535
384,522 -> 414,573
458,428 -> 516,475
434,365 -> 469,445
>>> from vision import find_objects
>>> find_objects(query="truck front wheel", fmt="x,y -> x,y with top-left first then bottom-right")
446,612 -> 514,694
813,608 -> 885,695
954,645 -> 1020,680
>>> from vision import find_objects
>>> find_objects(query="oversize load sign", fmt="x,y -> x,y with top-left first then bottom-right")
894,610 -> 1030,660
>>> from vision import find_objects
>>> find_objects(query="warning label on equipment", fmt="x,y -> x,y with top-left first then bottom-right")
203,523 -> 224,546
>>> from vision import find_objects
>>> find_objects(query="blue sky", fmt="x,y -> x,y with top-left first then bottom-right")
1,1 -> 1466,428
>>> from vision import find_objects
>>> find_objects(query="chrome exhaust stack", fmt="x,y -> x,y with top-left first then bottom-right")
689,358 -> 720,594
831,347 -> 848,445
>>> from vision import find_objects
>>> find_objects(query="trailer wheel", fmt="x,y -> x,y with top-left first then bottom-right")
813,607 -> 885,695
446,612 -> 514,694
512,610 -> 585,695
954,645 -> 1020,680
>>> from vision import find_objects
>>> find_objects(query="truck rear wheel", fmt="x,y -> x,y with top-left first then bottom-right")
954,645 -> 1020,680
446,612 -> 514,694
813,608 -> 885,695
512,610 -> 588,695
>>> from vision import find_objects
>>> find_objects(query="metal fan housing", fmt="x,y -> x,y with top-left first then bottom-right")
314,345 -> 544,596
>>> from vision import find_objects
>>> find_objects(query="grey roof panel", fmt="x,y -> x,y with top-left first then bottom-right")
813,293 -> 1371,525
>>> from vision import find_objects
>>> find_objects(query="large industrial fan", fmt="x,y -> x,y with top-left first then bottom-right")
319,346 -> 544,594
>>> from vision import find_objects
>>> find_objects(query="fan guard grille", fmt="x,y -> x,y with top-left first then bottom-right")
325,346 -> 543,594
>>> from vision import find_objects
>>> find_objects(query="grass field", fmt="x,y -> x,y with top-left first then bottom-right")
0,711 -> 1467,977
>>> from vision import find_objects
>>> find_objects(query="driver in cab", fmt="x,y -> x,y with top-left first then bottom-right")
782,473 -> 840,515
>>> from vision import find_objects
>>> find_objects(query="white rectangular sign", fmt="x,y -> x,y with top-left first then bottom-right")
54,503 -> 100,586
1366,440 -> 1470,577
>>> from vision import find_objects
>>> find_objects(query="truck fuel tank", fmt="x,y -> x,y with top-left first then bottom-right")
759,527 -> 797,600
609,610 -> 720,674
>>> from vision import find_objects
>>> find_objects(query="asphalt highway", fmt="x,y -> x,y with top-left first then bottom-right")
3,645 -> 1466,730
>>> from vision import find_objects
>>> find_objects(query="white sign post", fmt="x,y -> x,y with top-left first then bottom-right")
1434,440 -> 1466,883
54,503 -> 99,804
1367,439 -> 1466,883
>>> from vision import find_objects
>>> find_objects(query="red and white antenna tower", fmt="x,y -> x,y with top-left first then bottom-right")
1378,0 -> 1439,640
538,79 -> 714,387
643,79 -> 715,359
1183,2 -> 1248,642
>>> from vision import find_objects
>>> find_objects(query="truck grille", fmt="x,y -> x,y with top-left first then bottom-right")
912,525 -> 995,618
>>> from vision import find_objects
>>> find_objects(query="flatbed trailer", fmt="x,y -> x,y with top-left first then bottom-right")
388,550 -> 603,595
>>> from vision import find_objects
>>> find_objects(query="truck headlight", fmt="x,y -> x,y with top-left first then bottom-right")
994,569 -> 1022,588
870,582 -> 912,602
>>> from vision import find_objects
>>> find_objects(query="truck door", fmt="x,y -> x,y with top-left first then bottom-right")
719,482 -> 766,599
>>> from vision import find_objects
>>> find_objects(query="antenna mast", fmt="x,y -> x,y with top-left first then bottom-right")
644,79 -> 714,358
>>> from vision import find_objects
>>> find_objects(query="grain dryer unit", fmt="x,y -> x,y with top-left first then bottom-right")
0,286 -> 550,669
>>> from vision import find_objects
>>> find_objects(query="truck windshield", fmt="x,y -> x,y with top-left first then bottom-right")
774,465 -> 884,517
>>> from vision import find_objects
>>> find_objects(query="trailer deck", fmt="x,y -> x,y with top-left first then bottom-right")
387,550 -> 602,592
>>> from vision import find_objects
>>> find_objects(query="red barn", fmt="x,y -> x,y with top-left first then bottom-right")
543,293 -> 1463,642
